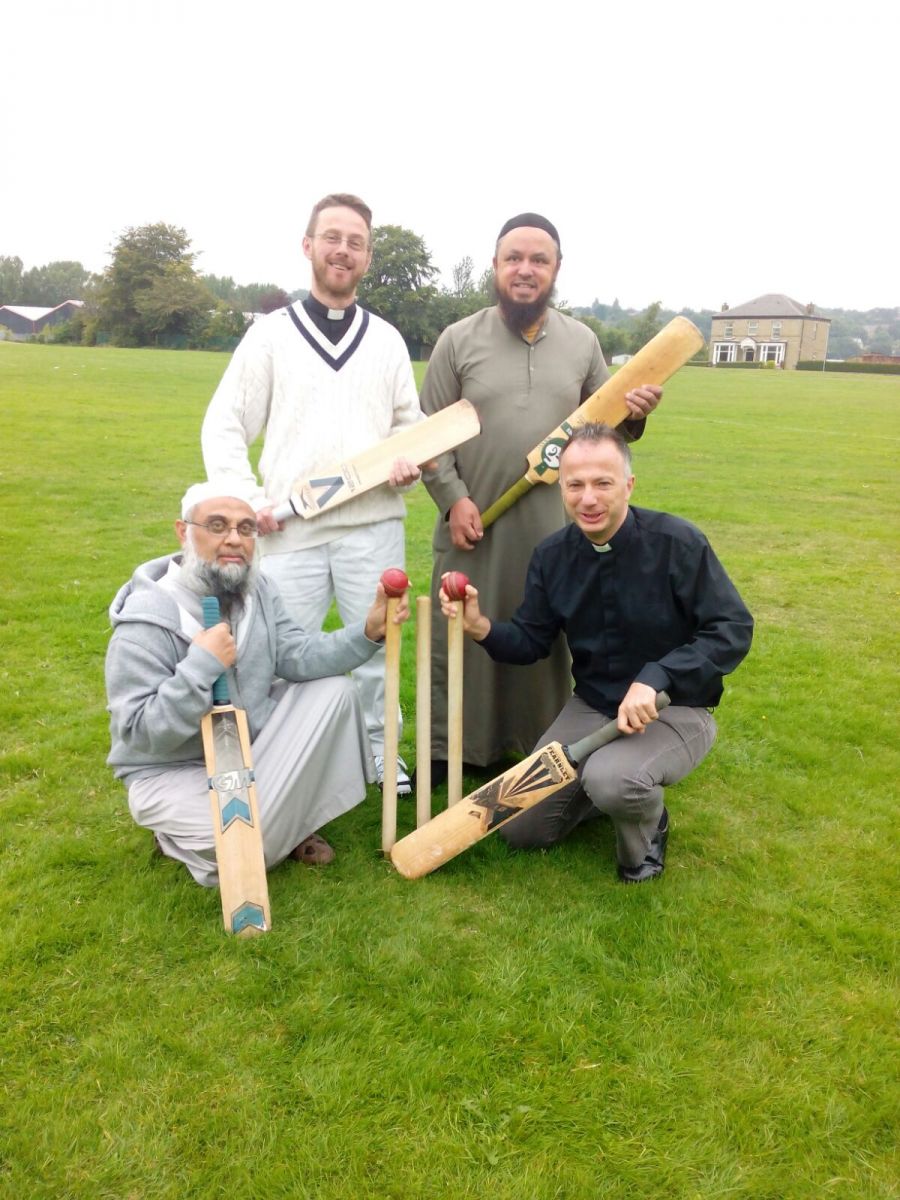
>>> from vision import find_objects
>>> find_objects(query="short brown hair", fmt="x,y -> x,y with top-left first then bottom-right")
560,423 -> 633,475
305,193 -> 373,238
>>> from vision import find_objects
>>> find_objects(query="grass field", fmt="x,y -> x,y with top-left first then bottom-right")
1,342 -> 898,1199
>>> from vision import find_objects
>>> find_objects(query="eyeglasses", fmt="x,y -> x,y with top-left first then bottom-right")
186,518 -> 259,538
314,232 -> 370,253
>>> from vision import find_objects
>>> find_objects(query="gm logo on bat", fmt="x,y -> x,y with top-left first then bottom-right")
210,768 -> 254,792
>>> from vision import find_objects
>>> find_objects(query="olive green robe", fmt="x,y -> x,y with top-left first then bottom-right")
421,305 -> 620,765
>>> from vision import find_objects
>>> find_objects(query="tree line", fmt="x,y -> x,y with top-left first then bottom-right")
2,225 -> 897,357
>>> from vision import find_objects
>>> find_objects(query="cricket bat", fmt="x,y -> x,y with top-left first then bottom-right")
390,692 -> 670,879
271,398 -> 481,522
480,317 -> 704,528
199,596 -> 271,936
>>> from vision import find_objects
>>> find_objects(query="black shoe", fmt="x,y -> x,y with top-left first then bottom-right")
617,808 -> 669,884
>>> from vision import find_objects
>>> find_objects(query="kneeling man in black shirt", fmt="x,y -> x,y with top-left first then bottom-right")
440,423 -> 753,883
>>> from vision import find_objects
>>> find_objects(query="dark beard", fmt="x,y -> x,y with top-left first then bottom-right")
494,281 -> 556,335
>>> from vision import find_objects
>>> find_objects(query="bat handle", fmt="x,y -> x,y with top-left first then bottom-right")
202,596 -> 231,706
566,691 -> 671,765
271,498 -> 297,523
480,476 -> 534,531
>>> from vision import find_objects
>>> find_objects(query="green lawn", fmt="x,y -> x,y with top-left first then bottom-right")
1,342 -> 897,1199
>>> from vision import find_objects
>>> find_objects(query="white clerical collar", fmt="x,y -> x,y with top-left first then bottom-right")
591,541 -> 613,553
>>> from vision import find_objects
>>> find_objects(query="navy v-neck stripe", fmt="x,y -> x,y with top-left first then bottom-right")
287,305 -> 370,370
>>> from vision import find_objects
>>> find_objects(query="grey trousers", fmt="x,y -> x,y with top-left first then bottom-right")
128,676 -> 373,887
499,696 -> 717,870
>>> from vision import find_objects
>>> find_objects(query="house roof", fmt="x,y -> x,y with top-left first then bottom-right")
0,301 -> 85,319
0,305 -> 53,320
715,294 -> 830,320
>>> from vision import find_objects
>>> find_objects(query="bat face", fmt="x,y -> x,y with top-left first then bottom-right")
201,702 -> 271,937
274,399 -> 481,523
389,741 -> 578,879
208,709 -> 257,831
200,593 -> 270,936
295,466 -> 362,515
464,742 -> 574,834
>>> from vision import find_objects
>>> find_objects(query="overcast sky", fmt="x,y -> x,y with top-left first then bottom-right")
4,1 -> 896,313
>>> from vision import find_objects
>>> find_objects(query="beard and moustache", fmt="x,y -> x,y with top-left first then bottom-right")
180,532 -> 259,625
493,278 -> 558,335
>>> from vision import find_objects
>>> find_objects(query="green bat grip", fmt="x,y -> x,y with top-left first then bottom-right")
566,691 -> 671,765
480,475 -> 535,530
202,596 -> 230,706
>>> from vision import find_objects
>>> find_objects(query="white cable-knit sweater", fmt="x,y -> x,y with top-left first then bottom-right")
201,302 -> 423,554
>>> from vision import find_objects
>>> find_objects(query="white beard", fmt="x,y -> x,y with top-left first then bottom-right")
180,534 -> 259,617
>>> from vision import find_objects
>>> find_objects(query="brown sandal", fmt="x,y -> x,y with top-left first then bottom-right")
289,832 -> 335,866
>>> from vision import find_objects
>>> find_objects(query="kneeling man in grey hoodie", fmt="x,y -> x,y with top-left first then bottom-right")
105,481 -> 407,885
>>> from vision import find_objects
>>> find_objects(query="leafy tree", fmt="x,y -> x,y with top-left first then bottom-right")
201,274 -> 238,302
628,301 -> 663,352
257,288 -> 292,314
94,223 -> 213,346
357,225 -> 439,349
20,261 -> 90,306
578,315 -> 630,359
0,256 -> 24,303
867,327 -> 898,355
200,302 -> 249,346
476,266 -> 495,298
132,264 -> 213,341
451,256 -> 475,297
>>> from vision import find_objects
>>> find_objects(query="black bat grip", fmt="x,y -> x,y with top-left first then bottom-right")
202,596 -> 230,705
566,690 -> 671,766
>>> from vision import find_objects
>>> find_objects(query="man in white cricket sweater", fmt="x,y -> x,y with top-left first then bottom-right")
201,194 -> 423,794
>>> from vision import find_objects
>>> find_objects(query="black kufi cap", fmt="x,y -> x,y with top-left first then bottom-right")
497,212 -> 561,252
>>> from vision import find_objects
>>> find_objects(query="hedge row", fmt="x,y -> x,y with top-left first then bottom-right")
797,361 -> 900,374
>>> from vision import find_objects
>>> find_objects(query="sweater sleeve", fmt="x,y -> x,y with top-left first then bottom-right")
200,321 -> 274,510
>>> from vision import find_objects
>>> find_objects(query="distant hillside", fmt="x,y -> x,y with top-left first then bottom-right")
572,300 -> 900,358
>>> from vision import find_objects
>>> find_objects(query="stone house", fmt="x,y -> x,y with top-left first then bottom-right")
709,294 -> 830,369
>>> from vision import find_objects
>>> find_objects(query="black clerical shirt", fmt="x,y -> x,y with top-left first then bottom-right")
480,506 -> 753,714
302,294 -> 356,344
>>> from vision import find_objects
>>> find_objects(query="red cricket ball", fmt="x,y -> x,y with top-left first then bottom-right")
380,567 -> 410,598
443,571 -> 470,601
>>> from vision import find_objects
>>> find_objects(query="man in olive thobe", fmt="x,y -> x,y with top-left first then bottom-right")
421,213 -> 661,776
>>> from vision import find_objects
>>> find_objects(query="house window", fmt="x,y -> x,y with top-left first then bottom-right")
714,342 -> 736,364
748,321 -> 759,334
760,343 -> 784,364
723,322 -> 734,337
772,321 -> 782,336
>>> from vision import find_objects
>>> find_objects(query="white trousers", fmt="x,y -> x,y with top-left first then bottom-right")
128,677 -> 371,887
261,518 -> 405,755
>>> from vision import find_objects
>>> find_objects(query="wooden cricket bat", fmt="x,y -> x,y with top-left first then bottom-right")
390,692 -> 670,879
480,317 -> 704,528
272,398 -> 481,522
199,596 -> 271,936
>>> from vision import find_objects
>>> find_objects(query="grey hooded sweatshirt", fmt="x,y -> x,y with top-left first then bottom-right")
105,554 -> 380,784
